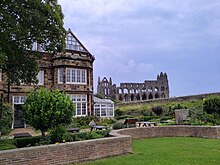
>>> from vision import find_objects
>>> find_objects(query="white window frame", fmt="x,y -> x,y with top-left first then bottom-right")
66,68 -> 87,84
65,34 -> 85,51
13,96 -> 26,104
58,68 -> 64,84
94,102 -> 114,117
37,70 -> 44,85
70,95 -> 87,117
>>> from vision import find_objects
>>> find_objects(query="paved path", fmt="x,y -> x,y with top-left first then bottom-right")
9,128 -> 41,137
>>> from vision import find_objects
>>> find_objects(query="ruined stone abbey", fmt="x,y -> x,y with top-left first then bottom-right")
97,72 -> 169,102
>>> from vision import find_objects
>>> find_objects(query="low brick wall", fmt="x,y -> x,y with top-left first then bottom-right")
0,135 -> 132,165
115,126 -> 220,139
1,126 -> 220,165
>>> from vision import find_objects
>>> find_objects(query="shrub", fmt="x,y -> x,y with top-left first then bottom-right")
72,116 -> 99,128
112,122 -> 124,130
203,96 -> 220,125
99,118 -> 116,126
71,130 -> 110,141
49,125 -> 67,143
23,88 -> 75,136
13,136 -> 42,148
114,109 -> 124,117
0,103 -> 13,135
203,96 -> 220,116
173,104 -> 188,110
152,106 -> 163,116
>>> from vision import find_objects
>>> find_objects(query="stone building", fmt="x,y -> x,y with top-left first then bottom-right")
0,29 -> 95,128
97,72 -> 169,102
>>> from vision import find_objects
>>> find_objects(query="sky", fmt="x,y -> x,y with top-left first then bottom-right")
58,0 -> 220,97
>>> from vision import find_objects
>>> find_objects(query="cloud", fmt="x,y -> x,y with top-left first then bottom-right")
58,0 -> 220,96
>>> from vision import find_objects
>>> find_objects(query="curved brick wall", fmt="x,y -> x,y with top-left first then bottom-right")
1,126 -> 220,165
0,135 -> 132,165
114,126 -> 220,139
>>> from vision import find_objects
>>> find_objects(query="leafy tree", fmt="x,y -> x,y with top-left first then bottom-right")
203,96 -> 220,125
0,0 -> 66,101
22,88 -> 75,136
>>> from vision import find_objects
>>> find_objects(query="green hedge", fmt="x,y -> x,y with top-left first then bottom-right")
12,136 -> 43,148
0,130 -> 110,150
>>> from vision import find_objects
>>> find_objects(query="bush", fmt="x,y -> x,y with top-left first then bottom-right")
112,122 -> 124,130
203,96 -> 220,116
152,106 -> 163,116
49,126 -> 67,143
71,130 -> 110,141
13,136 -> 42,148
99,118 -> 116,126
173,104 -> 188,110
114,109 -> 124,117
203,96 -> 220,125
0,103 -> 13,135
71,116 -> 99,128
23,88 -> 75,136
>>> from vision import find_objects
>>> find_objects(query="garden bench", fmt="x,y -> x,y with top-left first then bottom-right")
124,118 -> 138,128
13,132 -> 32,138
89,120 -> 108,131
66,128 -> 80,133
138,121 -> 157,127
91,125 -> 108,131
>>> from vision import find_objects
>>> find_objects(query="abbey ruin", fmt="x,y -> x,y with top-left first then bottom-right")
97,72 -> 169,102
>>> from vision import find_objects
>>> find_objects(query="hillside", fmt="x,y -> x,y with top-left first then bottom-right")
115,92 -> 220,117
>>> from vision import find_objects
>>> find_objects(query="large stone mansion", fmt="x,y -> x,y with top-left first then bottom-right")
0,29 -> 95,128
97,72 -> 169,102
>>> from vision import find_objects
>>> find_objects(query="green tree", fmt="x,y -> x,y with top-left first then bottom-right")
0,0 -> 66,101
203,96 -> 220,125
22,88 -> 75,136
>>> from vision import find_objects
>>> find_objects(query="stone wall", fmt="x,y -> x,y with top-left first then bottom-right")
0,135 -> 132,165
115,126 -> 220,139
117,92 -> 220,107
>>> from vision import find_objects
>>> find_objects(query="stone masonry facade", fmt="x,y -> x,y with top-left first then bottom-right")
97,72 -> 169,102
0,29 -> 95,128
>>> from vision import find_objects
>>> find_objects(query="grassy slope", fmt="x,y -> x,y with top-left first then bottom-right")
115,99 -> 203,115
79,137 -> 220,165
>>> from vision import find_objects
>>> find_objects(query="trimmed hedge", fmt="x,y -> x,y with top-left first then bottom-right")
0,130 -> 110,150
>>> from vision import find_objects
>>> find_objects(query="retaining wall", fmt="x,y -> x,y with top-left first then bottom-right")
114,126 -> 220,139
1,126 -> 220,165
0,135 -> 132,165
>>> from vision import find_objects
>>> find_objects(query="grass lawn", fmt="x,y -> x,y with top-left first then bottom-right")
0,140 -> 17,150
79,137 -> 220,165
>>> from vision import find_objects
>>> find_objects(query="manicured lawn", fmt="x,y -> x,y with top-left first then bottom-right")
79,137 -> 220,165
0,140 -> 17,150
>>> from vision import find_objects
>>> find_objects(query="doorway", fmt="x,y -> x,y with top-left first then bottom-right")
13,104 -> 25,128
